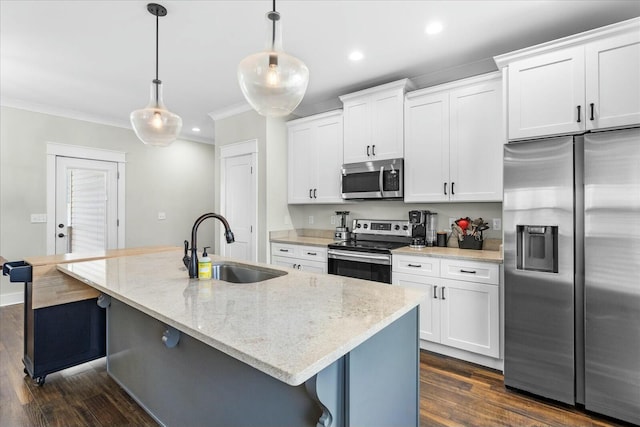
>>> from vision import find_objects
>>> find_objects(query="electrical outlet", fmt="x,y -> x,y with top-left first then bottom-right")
493,218 -> 501,231
308,215 -> 314,225
330,215 -> 336,225
158,212 -> 166,220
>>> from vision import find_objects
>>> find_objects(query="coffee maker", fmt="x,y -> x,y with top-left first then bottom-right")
409,210 -> 438,247
408,210 -> 427,248
334,211 -> 351,241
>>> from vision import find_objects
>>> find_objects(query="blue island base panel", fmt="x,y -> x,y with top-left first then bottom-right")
106,298 -> 419,427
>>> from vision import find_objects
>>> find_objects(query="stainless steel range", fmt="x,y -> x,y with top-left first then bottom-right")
327,219 -> 413,284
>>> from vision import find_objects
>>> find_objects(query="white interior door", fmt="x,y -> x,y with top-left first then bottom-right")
55,156 -> 118,254
220,152 -> 256,262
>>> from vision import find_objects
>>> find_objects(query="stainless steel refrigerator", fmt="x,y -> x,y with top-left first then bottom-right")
503,127 -> 640,425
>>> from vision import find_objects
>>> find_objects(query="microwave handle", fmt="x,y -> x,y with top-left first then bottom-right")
379,166 -> 384,197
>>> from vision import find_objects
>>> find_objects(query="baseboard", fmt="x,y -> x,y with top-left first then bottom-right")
420,341 -> 504,371
0,291 -> 24,307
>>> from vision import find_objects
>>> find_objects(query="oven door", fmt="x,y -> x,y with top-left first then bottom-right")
327,249 -> 392,284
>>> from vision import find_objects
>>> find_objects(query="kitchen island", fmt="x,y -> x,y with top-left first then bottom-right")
57,249 -> 424,427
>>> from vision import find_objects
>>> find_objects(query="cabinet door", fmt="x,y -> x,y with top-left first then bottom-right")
450,79 -> 503,201
288,125 -> 315,203
404,92 -> 450,202
343,99 -> 371,164
393,273 -> 440,343
508,46 -> 585,140
370,89 -> 404,161
586,31 -> 640,130
439,278 -> 499,358
314,117 -> 344,203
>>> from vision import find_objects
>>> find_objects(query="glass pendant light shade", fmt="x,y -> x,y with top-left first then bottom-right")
238,9 -> 309,117
130,3 -> 182,146
130,79 -> 183,146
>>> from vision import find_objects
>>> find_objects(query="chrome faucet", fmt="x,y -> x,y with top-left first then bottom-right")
183,213 -> 235,278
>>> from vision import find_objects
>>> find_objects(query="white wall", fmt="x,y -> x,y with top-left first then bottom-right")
0,106 -> 216,304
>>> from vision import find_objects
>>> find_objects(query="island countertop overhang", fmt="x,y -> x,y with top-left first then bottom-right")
57,249 -> 425,386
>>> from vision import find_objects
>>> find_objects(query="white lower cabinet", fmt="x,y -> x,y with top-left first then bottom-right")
270,243 -> 328,274
392,255 -> 500,359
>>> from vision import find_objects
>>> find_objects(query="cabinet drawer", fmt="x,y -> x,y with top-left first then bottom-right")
393,255 -> 440,277
440,259 -> 499,285
297,246 -> 327,262
271,243 -> 299,258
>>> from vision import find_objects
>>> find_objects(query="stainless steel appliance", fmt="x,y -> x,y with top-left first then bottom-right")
334,211 -> 351,241
408,210 -> 427,248
328,219 -> 412,284
503,128 -> 640,425
341,158 -> 403,200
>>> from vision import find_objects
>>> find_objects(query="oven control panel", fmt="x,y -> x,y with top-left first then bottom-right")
352,219 -> 411,237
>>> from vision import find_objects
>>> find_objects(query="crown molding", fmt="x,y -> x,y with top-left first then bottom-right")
208,102 -> 253,121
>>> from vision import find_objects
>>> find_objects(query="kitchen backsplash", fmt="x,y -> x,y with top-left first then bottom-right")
287,202 -> 503,240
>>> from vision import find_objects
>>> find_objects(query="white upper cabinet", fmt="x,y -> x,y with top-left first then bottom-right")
287,111 -> 344,204
404,73 -> 503,203
507,46 -> 585,139
340,79 -> 414,164
404,91 -> 450,202
496,18 -> 640,140
586,31 -> 640,130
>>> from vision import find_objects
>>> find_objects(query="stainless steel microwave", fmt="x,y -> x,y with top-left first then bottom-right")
341,158 -> 403,200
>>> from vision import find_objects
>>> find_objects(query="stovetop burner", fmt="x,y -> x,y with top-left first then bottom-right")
328,219 -> 415,253
328,239 -> 408,254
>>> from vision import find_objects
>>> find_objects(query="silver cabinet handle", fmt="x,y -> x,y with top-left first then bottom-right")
366,145 -> 371,156
309,189 -> 313,199
372,144 -> 376,156
313,188 -> 317,198
297,264 -> 302,270
433,286 -> 438,299
441,287 -> 446,300
292,263 -> 298,268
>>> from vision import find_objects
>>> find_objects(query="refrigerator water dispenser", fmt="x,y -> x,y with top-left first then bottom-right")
516,225 -> 558,273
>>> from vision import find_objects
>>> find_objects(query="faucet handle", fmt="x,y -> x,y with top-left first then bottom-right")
183,240 -> 189,256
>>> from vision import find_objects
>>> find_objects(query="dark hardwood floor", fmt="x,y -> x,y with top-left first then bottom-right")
0,303 -> 628,427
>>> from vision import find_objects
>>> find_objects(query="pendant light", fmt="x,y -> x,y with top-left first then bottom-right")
237,0 -> 309,117
130,3 -> 182,146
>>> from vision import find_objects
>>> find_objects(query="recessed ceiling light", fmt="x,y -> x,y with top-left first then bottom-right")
192,127 -> 201,132
425,21 -> 443,35
349,51 -> 364,61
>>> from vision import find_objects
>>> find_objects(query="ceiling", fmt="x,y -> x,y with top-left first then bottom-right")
1,1 -> 639,144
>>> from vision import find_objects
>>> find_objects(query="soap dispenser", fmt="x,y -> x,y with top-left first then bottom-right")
198,247 -> 212,280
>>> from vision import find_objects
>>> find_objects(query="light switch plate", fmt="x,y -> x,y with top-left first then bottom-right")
308,216 -> 314,225
493,218 -> 501,231
30,213 -> 47,223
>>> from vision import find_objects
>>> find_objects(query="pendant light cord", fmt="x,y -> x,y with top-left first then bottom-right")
155,12 -> 159,82
271,0 -> 276,48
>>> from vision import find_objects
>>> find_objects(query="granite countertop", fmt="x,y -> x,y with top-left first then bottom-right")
269,229 -> 334,247
24,246 -> 179,266
270,235 -> 335,247
392,246 -> 503,264
57,249 -> 425,386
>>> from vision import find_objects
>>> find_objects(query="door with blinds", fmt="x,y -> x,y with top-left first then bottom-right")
55,157 -> 118,254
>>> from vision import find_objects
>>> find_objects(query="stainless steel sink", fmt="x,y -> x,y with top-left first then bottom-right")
211,262 -> 287,283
